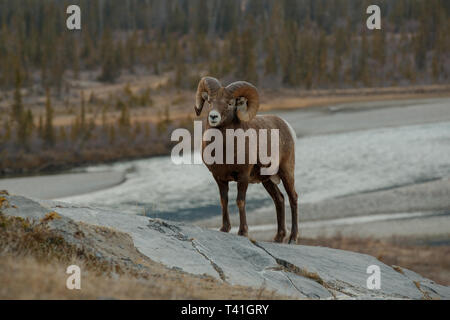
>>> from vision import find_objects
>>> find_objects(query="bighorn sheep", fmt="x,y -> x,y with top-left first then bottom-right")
194,76 -> 299,243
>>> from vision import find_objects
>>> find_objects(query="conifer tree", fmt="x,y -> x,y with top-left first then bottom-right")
17,109 -> 33,149
11,66 -> 24,124
38,115 -> 44,138
109,124 -> 116,144
317,31 -> 328,84
3,120 -> 11,142
99,29 -> 120,82
44,88 -> 55,146
264,40 -> 278,76
358,31 -> 370,86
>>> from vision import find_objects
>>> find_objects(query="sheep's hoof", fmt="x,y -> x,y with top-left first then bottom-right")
273,231 -> 286,243
220,225 -> 231,233
237,228 -> 248,237
288,233 -> 299,244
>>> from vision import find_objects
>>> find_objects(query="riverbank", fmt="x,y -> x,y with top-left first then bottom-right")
1,86 -> 449,178
3,96 -> 449,246
260,84 -> 450,112
0,171 -> 126,200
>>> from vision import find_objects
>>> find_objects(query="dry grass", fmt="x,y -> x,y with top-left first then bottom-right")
253,84 -> 450,117
300,235 -> 450,286
0,255 -> 290,300
0,214 -> 289,300
2,78 -> 449,178
10,72 -> 449,128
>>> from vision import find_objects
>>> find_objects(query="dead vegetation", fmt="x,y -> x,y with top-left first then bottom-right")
1,75 -> 449,178
0,213 -> 289,300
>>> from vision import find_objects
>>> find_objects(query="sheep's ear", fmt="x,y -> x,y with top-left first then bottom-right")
236,97 -> 248,107
225,81 -> 259,122
234,97 -> 249,121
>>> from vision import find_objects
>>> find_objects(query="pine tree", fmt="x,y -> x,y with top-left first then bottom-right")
431,51 -> 440,81
72,40 -> 80,80
17,109 -> 33,149
108,124 -> 116,144
101,105 -> 108,130
317,31 -> 328,85
59,126 -> 67,142
38,115 -> 44,138
264,39 -> 278,76
118,103 -> 131,128
80,92 -> 86,133
144,122 -> 151,139
195,0 -> 210,35
414,22 -> 427,71
372,30 -> 386,65
44,88 -> 55,146
358,31 -> 370,86
11,66 -> 24,124
25,109 -> 34,142
236,28 -> 258,84
331,52 -> 341,84
125,31 -> 139,73
3,120 -> 11,142
98,29 -> 120,82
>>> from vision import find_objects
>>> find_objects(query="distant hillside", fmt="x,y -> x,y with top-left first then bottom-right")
0,0 -> 448,91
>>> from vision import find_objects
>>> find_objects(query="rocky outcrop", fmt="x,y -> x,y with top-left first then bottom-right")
1,194 -> 449,300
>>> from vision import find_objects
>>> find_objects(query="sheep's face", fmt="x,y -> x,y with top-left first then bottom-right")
204,91 -> 242,128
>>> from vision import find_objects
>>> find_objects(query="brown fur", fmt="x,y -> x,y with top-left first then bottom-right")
195,77 -> 299,244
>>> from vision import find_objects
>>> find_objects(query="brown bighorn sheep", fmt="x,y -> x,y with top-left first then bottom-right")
194,76 -> 299,243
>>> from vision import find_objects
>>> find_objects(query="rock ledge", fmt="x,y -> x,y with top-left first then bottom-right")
1,194 -> 449,300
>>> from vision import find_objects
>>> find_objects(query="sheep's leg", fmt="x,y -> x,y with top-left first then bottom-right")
280,171 -> 299,244
262,180 -> 286,243
236,180 -> 249,237
215,178 -> 231,233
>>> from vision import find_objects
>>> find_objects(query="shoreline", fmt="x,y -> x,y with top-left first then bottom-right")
0,171 -> 126,200
260,84 -> 450,112
2,87 -> 449,179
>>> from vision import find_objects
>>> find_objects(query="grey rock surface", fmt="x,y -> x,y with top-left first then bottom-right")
1,194 -> 449,300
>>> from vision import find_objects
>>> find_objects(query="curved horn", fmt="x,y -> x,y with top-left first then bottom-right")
225,81 -> 259,122
195,77 -> 222,116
